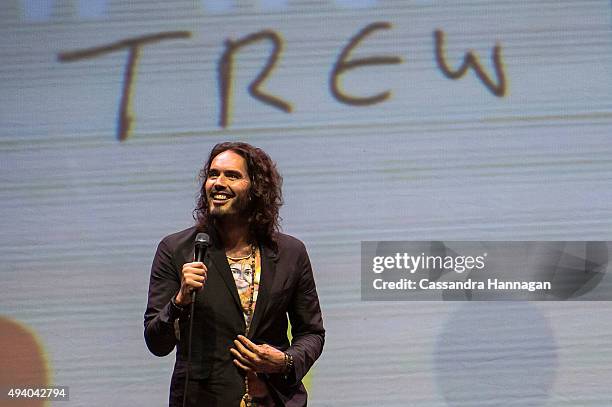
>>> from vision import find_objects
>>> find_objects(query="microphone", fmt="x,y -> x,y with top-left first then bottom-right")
193,233 -> 210,301
183,232 -> 210,407
194,232 -> 210,262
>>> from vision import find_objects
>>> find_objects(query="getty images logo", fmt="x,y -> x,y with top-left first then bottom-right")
372,251 -> 487,274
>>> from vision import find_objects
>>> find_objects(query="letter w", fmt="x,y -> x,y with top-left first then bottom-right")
434,29 -> 507,97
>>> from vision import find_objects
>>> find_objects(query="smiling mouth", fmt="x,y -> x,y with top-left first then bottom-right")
210,192 -> 233,202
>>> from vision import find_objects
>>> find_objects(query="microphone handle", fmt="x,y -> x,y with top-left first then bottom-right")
192,244 -> 207,301
184,235 -> 209,407
192,248 -> 205,301
183,290 -> 197,407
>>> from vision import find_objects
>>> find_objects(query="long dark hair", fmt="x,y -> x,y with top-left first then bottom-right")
193,142 -> 283,249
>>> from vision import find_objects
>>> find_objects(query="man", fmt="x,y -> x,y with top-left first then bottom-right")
144,142 -> 325,407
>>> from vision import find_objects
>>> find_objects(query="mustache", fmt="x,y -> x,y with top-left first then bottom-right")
209,188 -> 235,198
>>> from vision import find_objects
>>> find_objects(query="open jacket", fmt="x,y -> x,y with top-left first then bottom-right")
144,226 -> 325,406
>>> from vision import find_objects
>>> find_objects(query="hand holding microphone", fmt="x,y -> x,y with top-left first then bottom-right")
175,262 -> 207,306
175,233 -> 210,307
178,233 -> 210,407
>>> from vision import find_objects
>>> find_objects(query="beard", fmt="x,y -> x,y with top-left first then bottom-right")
208,192 -> 251,220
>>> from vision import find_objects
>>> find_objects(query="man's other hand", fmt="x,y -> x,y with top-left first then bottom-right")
230,335 -> 286,374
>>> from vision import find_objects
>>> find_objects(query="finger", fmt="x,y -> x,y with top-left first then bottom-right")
237,335 -> 261,354
183,267 -> 206,277
233,339 -> 255,358
185,262 -> 205,268
184,280 -> 203,290
230,348 -> 255,369
182,263 -> 205,274
186,273 -> 206,283
233,339 -> 258,361
233,358 -> 252,372
182,263 -> 204,274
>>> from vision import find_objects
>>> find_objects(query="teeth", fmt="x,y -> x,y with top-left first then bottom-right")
213,194 -> 229,199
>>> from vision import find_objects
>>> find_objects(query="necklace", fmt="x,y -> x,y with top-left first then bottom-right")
236,244 -> 258,407
227,247 -> 254,261
243,244 -> 256,332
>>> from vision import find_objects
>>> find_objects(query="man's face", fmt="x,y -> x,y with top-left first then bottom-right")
205,150 -> 251,219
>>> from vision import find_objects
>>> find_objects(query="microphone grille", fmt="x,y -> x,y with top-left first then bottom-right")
195,233 -> 210,246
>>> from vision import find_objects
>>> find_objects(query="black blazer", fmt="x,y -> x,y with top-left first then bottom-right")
144,226 -> 325,406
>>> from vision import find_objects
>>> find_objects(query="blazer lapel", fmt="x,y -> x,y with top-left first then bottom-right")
208,244 -> 244,317
247,243 -> 278,340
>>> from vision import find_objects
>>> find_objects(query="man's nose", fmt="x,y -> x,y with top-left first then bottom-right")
213,174 -> 227,188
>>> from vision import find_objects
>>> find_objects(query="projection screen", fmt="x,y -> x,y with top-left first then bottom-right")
2,0 -> 612,405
